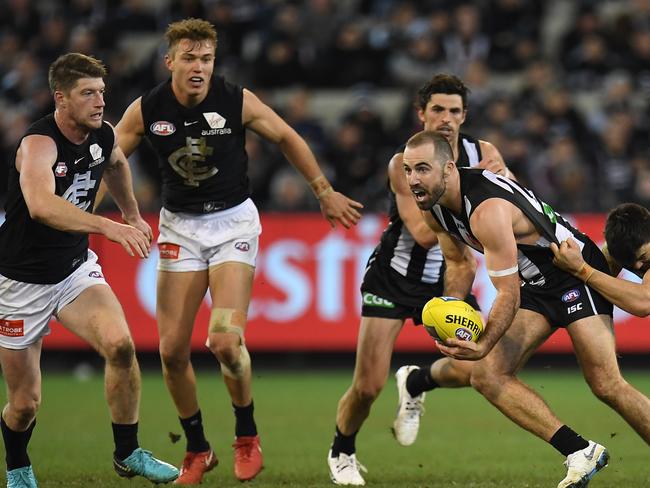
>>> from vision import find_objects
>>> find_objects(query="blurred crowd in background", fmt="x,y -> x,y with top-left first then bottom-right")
1,0 -> 649,214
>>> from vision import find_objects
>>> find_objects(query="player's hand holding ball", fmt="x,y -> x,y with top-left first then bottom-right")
422,296 -> 483,342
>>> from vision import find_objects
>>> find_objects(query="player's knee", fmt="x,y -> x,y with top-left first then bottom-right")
207,306 -> 247,366
159,347 -> 190,373
353,379 -> 384,404
217,343 -> 251,380
102,336 -> 136,369
587,373 -> 626,404
469,365 -> 498,395
207,332 -> 240,362
10,393 -> 41,424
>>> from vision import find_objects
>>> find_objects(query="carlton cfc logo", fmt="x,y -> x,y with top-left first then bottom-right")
150,121 -> 176,136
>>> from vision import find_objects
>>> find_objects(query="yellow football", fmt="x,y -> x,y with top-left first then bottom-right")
421,297 -> 483,343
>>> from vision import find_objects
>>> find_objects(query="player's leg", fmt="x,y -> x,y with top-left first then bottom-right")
569,314 -> 650,443
470,309 -> 603,486
338,316 -> 404,436
0,342 -> 41,488
205,261 -> 260,481
57,283 -> 178,483
392,357 -> 473,447
328,316 -> 403,485
470,309 -> 563,439
156,269 -> 215,484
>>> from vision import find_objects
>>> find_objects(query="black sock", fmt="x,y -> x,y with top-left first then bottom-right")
549,425 -> 590,457
180,410 -> 210,452
112,422 -> 139,460
233,401 -> 257,437
406,367 -> 439,397
1,416 -> 35,470
330,426 -> 357,457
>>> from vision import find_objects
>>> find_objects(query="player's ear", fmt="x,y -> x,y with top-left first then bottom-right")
417,108 -> 425,124
164,53 -> 173,71
442,159 -> 455,178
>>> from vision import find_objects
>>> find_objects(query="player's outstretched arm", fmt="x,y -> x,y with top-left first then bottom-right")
103,126 -> 153,244
242,88 -> 363,228
437,200 -> 520,360
551,238 -> 650,317
18,135 -> 150,258
390,153 -> 439,248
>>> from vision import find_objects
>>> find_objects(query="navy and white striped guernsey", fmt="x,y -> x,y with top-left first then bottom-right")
372,133 -> 483,285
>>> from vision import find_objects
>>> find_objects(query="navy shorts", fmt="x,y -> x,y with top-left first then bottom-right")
520,239 -> 613,327
360,260 -> 479,325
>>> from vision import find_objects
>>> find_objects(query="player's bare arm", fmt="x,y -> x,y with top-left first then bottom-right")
437,199 -> 520,360
551,238 -> 650,316
115,97 -> 145,158
103,126 -> 153,244
477,140 -> 514,179
421,211 -> 476,299
389,152 -> 438,248
94,100 -> 144,213
241,88 -> 363,229
18,134 -> 150,258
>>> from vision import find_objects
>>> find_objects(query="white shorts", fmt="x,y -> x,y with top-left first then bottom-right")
157,198 -> 261,272
0,250 -> 108,349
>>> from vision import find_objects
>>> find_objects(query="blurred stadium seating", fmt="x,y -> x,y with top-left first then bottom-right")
1,0 -> 649,215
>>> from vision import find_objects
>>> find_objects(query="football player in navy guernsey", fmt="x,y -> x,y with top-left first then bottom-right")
327,74 -> 512,485
115,18 -> 362,484
552,202 -> 650,317
403,131 -> 650,488
0,53 -> 179,487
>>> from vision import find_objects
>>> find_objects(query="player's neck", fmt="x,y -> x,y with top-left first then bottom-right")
171,82 -> 209,108
450,134 -> 460,162
54,109 -> 90,145
440,171 -> 462,216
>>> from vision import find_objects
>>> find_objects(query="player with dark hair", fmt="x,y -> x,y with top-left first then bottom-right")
0,53 -> 178,488
327,73 -> 509,485
552,202 -> 650,317
403,131 -> 650,488
116,18 -> 362,484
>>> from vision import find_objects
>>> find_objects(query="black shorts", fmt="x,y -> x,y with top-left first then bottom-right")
520,239 -> 613,327
360,260 -> 479,325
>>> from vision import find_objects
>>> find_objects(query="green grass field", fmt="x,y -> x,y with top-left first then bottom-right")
2,366 -> 650,487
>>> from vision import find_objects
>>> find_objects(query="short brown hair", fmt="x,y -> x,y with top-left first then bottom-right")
48,53 -> 106,94
405,130 -> 454,166
165,18 -> 217,55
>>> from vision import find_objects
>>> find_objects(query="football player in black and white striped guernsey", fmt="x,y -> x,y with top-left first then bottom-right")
328,74 -> 511,486
0,53 -> 178,487
402,131 -> 650,488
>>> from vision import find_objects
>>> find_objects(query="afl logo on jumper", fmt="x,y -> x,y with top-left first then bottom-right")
89,271 -> 103,279
55,162 -> 68,177
150,121 -> 176,136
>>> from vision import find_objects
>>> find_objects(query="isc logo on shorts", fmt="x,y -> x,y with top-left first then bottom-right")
159,243 -> 180,259
0,319 -> 24,337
